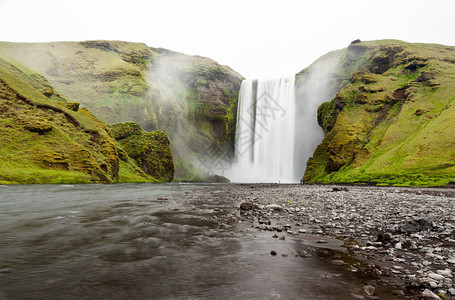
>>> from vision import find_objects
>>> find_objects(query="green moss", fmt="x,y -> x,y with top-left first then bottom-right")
302,40 -> 455,187
109,122 -> 174,182
0,41 -> 243,180
0,56 -> 173,184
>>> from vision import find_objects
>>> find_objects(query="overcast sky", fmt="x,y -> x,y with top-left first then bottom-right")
1,0 -> 455,79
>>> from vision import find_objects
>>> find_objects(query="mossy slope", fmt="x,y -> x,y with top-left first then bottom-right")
109,122 -> 174,182
302,40 -> 455,186
0,41 -> 243,180
0,57 -> 173,184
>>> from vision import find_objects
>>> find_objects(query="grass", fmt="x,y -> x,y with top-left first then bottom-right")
303,40 -> 455,186
0,40 -> 243,180
0,163 -> 92,184
0,55 -> 172,184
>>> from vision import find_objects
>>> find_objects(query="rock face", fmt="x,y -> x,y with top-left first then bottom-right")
109,122 -> 174,182
0,41 -> 243,180
302,40 -> 455,186
0,57 -> 173,184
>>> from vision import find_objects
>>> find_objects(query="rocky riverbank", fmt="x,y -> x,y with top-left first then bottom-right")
215,184 -> 455,300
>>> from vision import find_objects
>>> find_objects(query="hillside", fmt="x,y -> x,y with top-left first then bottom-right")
0,41 -> 243,180
0,57 -> 173,184
301,40 -> 455,186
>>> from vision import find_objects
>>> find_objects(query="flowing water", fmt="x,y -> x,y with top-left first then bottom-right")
228,77 -> 296,183
228,54 -> 342,183
0,184 -> 402,300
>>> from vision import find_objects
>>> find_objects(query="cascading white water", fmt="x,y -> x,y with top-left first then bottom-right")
227,77 -> 296,183
227,52 -> 340,183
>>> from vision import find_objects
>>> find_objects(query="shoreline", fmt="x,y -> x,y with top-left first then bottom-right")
219,184 -> 455,299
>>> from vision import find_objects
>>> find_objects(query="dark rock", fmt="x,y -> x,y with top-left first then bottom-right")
240,202 -> 254,211
392,290 -> 405,296
364,297 -> 380,300
393,87 -> 407,101
363,285 -> 375,296
270,250 -> 277,256
332,187 -> 349,192
399,218 -> 434,233
157,197 -> 168,200
415,71 -> 435,82
377,232 -> 393,243
351,39 -> 361,44
209,174 -> 230,183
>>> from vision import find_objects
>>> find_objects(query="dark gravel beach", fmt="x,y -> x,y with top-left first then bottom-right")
214,184 -> 455,300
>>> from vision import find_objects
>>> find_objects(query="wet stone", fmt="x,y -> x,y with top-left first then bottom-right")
422,288 -> 441,299
392,289 -> 405,296
362,285 -> 375,296
331,260 -> 345,266
240,202 -> 255,211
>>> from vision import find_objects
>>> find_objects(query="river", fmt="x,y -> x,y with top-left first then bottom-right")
0,183 -> 404,299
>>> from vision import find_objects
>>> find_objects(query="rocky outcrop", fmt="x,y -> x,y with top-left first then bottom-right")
302,40 -> 455,186
109,122 -> 174,182
0,41 -> 243,180
0,57 -> 173,184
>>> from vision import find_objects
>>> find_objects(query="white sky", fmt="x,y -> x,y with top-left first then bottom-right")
1,0 -> 455,79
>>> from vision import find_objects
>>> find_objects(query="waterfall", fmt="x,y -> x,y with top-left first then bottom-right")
227,77 -> 296,183
226,53 -> 340,183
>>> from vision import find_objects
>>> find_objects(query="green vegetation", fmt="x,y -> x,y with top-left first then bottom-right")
109,122 -> 174,182
0,41 -> 243,180
302,40 -> 455,186
0,56 -> 173,184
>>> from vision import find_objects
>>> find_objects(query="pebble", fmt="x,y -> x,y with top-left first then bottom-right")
362,285 -> 375,296
226,184 -> 455,297
449,288 -> 455,295
428,272 -> 445,281
266,204 -> 282,211
297,250 -> 309,258
437,269 -> 452,277
270,250 -> 277,256
331,260 -> 345,266
422,288 -> 441,299
392,290 -> 405,296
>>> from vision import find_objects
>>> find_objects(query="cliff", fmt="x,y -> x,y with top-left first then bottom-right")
0,57 -> 173,184
0,41 -> 243,180
302,40 -> 455,186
